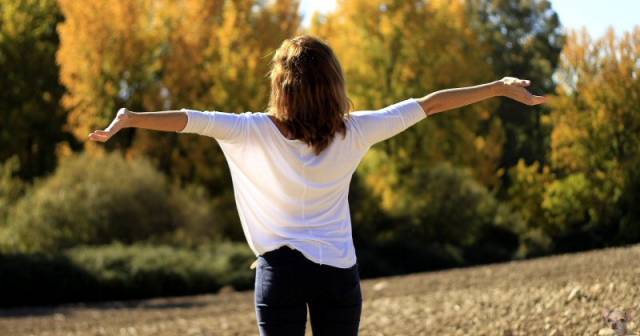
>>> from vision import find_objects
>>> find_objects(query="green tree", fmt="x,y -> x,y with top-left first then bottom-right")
0,0 -> 70,180
466,0 -> 564,179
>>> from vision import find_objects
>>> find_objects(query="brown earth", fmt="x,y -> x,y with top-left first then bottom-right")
1,245 -> 639,336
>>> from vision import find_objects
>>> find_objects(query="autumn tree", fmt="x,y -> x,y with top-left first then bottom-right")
311,0 -> 505,192
57,0 -> 301,239
508,27 -> 640,255
550,27 -> 640,242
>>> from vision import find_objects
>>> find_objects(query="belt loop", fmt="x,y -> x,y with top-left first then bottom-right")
250,258 -> 259,270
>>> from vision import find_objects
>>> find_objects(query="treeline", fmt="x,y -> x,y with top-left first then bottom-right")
0,0 -> 638,306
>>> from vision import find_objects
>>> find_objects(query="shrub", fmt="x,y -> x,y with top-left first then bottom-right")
0,156 -> 25,222
353,158 -> 514,275
0,242 -> 255,307
389,162 -> 499,247
618,167 -> 640,243
507,161 -> 631,256
542,172 -> 629,253
2,152 -> 221,252
506,160 -> 555,257
0,251 -> 95,306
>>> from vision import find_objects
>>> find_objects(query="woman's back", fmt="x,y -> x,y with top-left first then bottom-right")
179,98 -> 426,268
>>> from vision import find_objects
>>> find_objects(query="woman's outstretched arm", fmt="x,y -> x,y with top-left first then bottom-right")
417,77 -> 546,116
88,109 -> 187,142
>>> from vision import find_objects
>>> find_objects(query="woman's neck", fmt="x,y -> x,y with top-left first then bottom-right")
267,115 -> 297,140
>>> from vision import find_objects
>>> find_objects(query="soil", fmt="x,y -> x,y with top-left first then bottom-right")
1,245 -> 639,336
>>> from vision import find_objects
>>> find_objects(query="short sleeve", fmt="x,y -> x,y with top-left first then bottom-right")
348,98 -> 427,147
178,109 -> 248,143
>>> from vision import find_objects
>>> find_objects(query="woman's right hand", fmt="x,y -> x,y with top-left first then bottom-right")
88,108 -> 133,142
496,77 -> 546,106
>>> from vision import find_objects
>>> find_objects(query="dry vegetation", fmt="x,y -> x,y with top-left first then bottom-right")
1,245 -> 639,336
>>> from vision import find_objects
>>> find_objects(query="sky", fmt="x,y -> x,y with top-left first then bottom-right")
299,0 -> 639,37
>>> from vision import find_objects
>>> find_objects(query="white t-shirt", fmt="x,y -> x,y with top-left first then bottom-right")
179,98 -> 426,268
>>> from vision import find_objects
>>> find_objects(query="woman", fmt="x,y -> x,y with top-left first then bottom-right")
89,35 -> 545,336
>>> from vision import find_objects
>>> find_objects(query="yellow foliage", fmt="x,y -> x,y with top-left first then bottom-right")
550,26 -> 640,183
507,159 -> 554,228
57,0 -> 301,188
311,0 -> 503,199
57,0 -> 166,141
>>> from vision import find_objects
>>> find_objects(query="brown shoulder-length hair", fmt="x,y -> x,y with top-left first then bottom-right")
266,35 -> 352,155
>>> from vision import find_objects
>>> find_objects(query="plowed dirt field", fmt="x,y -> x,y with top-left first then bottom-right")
2,245 -> 639,335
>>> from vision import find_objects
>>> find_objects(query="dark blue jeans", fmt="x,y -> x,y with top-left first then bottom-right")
254,246 -> 362,336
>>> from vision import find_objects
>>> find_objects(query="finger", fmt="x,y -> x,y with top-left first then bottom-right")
88,132 -> 109,142
88,135 -> 103,142
530,95 -> 546,105
88,133 -> 106,141
92,130 -> 112,136
508,88 -> 536,106
513,88 -> 531,103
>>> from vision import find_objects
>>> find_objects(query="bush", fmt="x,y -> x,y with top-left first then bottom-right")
2,152 -> 221,252
0,252 -> 95,306
463,219 -> 519,264
507,160 -> 634,256
541,173 -> 593,236
0,156 -> 25,222
356,240 -> 466,278
618,166 -> 640,243
353,158 -> 515,276
506,160 -> 555,257
389,162 -> 499,247
0,242 -> 255,307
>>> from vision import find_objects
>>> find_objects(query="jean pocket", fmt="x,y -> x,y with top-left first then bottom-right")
329,266 -> 362,304
258,263 -> 298,305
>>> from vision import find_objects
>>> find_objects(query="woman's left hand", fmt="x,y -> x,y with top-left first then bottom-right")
496,77 -> 546,106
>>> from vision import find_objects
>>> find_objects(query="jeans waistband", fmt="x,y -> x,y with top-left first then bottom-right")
262,245 -> 306,263
259,245 -> 359,272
